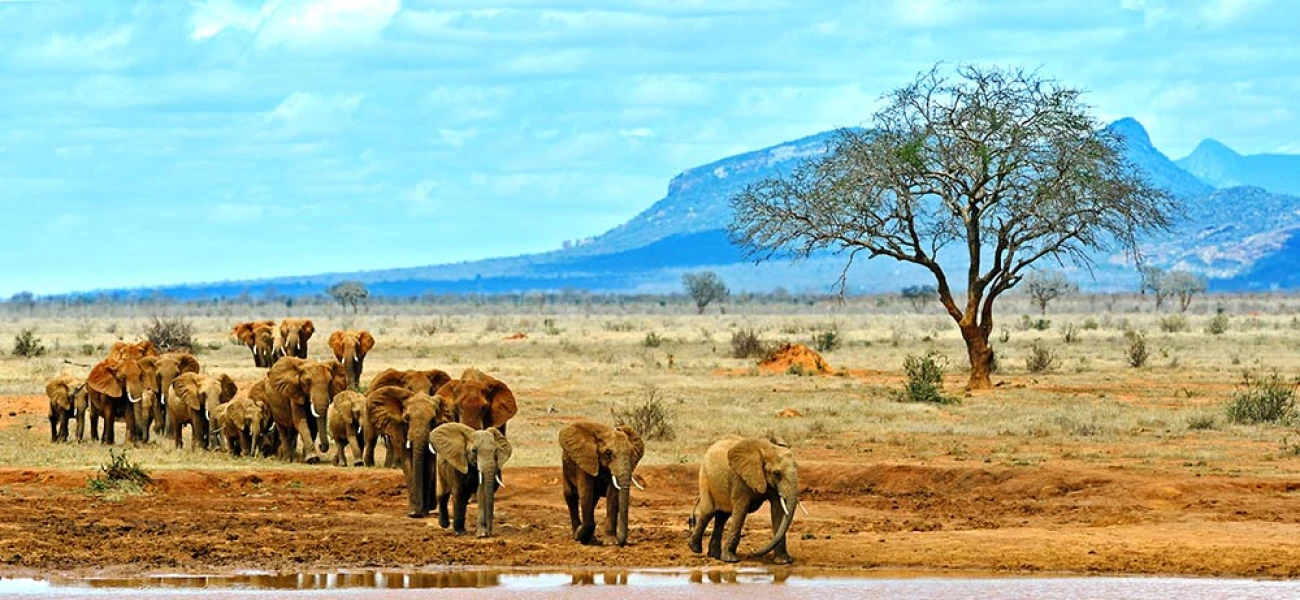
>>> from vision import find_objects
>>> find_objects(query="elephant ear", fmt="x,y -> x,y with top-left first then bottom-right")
137,356 -> 159,379
328,331 -> 346,361
368,368 -> 402,392
485,377 -> 517,428
426,370 -> 452,395
431,423 -> 474,474
328,360 -> 348,394
617,426 -> 645,468
218,374 -> 238,403
300,319 -> 315,340
490,427 -> 513,466
727,439 -> 770,495
559,421 -> 604,477
174,373 -> 203,412
177,354 -> 201,375
87,361 -> 123,397
357,331 -> 375,356
46,377 -> 72,410
233,323 -> 255,346
367,385 -> 413,427
268,357 -> 305,399
247,378 -> 271,405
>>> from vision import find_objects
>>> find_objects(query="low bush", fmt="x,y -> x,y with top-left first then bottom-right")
1225,372 -> 1297,425
730,329 -> 767,359
891,351 -> 959,405
87,450 -> 152,496
643,332 -> 664,348
1024,341 -> 1058,373
1125,331 -> 1148,368
1159,315 -> 1189,333
811,328 -> 841,353
144,316 -> 196,353
1205,314 -> 1229,335
612,387 -> 676,441
11,329 -> 46,358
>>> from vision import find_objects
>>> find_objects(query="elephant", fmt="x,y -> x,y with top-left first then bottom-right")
138,352 -> 201,439
688,436 -> 800,565
369,368 -> 451,395
85,358 -> 152,445
265,357 -> 347,462
328,390 -> 367,466
232,321 -> 278,368
279,318 -> 315,360
214,393 -> 273,457
328,330 -> 375,391
435,368 -> 518,436
430,423 -> 512,537
107,340 -> 158,362
367,385 -> 455,518
170,372 -> 238,451
559,420 -> 645,546
45,374 -> 89,443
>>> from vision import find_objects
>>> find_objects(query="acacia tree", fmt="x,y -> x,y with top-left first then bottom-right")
1024,270 -> 1076,315
327,281 -> 369,314
730,64 -> 1176,389
1139,265 -> 1170,310
1164,270 -> 1207,313
682,271 -> 729,314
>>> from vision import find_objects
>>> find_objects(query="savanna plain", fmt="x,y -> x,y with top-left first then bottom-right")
3,293 -> 1300,579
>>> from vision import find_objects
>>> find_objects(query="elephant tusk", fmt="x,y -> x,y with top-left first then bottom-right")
309,403 -> 321,418
611,476 -> 621,491
128,392 -> 142,404
428,443 -> 436,455
632,477 -> 645,491
780,497 -> 790,516
478,471 -> 483,486
495,474 -> 505,489
405,440 -> 411,450
799,503 -> 810,517
160,392 -> 166,406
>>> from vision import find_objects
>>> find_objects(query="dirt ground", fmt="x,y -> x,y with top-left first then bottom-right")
4,408 -> 1300,579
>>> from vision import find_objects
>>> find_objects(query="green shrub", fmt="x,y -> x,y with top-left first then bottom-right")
542,318 -> 562,336
87,450 -> 152,495
1225,372 -> 1297,425
144,316 -> 195,353
1159,315 -> 1189,333
603,320 -> 636,333
1024,341 -> 1057,373
730,329 -> 767,359
11,329 -> 46,358
1082,318 -> 1099,331
1125,331 -> 1148,368
1185,413 -> 1218,431
1061,322 -> 1080,344
891,351 -> 958,405
611,386 -> 676,441
811,329 -> 841,353
643,332 -> 664,348
1205,314 -> 1229,335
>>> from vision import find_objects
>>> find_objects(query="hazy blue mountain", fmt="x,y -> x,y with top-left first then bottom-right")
52,118 -> 1300,299
1176,139 -> 1300,196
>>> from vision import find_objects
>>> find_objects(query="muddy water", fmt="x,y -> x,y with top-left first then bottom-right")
1,569 -> 1296,599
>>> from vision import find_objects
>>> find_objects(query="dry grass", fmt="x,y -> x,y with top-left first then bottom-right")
3,292 -> 1300,477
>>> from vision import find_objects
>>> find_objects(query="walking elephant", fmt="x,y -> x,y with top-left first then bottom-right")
85,358 -> 152,445
279,318 -> 315,360
45,374 -> 89,443
214,393 -> 273,457
265,357 -> 346,462
435,368 -> 517,436
232,321 -> 278,368
688,436 -> 800,564
430,423 -> 512,537
328,390 -> 367,466
366,386 -> 455,518
328,330 -> 375,390
559,420 -> 645,546
138,352 -> 200,439
170,372 -> 238,451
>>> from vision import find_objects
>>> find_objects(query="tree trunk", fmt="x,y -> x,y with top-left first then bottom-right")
960,323 -> 994,390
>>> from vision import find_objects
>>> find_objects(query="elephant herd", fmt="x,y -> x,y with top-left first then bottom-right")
43,319 -> 803,563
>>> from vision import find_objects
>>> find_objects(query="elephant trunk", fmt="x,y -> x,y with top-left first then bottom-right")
616,485 -> 631,546
751,495 -> 797,558
478,472 -> 497,537
408,443 -> 431,518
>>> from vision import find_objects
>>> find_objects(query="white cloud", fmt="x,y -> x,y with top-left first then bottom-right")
257,0 -> 401,48
189,0 -> 274,41
14,27 -> 135,71
265,91 -> 362,124
627,75 -> 712,106
1122,0 -> 1270,27
890,0 -> 972,28
618,127 -> 655,139
404,178 -> 441,213
433,127 -> 478,148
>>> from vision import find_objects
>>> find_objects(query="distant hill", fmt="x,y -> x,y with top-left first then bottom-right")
55,118 -> 1300,299
1177,139 -> 1300,196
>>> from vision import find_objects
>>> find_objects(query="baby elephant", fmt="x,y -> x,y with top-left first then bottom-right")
429,423 -> 512,537
689,435 -> 800,564
328,391 -> 367,467
46,374 -> 89,443
559,420 -> 645,546
215,395 -> 272,457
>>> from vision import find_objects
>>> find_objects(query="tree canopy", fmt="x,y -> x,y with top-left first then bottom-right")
327,281 -> 369,314
730,64 -> 1178,389
682,271 -> 729,314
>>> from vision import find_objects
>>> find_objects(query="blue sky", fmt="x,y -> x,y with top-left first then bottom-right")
2,0 -> 1298,296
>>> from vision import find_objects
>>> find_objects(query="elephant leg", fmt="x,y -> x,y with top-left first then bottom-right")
59,412 -> 70,442
348,431 -> 364,467
191,418 -> 207,452
768,497 -> 794,565
332,436 -> 346,466
103,409 -> 116,445
382,436 -> 396,469
123,405 -> 139,445
688,503 -> 712,555
293,416 -> 318,463
75,409 -> 86,442
576,481 -> 599,545
563,483 -> 581,539
438,488 -> 452,529
172,419 -> 184,450
605,487 -> 620,538
453,483 -> 469,536
240,430 -> 252,458
708,512 -> 728,560
48,414 -> 59,443
361,426 -> 377,467
721,509 -> 748,563
275,425 -> 293,461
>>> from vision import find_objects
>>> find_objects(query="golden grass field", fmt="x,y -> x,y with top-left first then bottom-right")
3,293 -> 1300,577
